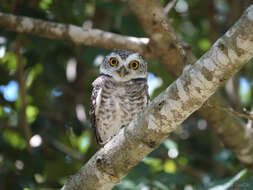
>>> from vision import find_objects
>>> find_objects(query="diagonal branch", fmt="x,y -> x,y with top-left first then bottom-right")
163,0 -> 178,15
127,0 -> 253,168
0,12 -> 149,57
61,6 -> 253,190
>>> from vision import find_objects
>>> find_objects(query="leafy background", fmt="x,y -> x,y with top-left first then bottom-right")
0,0 -> 253,189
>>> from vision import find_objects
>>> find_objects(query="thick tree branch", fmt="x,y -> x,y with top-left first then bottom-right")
61,6 -> 253,190
0,12 -> 149,57
127,0 -> 253,168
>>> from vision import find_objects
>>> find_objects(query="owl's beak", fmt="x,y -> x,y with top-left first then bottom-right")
117,66 -> 129,78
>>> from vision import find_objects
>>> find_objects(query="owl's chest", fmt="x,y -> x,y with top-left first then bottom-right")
96,80 -> 147,142
99,82 -> 146,124
106,86 -> 140,115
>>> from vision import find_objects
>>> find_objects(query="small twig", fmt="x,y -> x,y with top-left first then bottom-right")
47,137 -> 84,161
206,103 -> 253,121
16,35 -> 32,153
164,0 -> 178,15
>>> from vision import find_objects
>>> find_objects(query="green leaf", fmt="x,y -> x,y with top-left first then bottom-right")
1,52 -> 17,73
143,157 -> 163,174
69,131 -> 91,154
164,159 -> 177,173
198,38 -> 211,51
3,129 -> 26,150
27,64 -> 43,88
39,0 -> 52,10
26,105 -> 39,123
77,131 -> 91,154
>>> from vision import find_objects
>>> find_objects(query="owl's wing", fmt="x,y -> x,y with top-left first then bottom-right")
145,83 -> 150,106
89,76 -> 105,146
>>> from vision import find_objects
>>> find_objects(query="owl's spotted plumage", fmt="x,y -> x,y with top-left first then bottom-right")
90,50 -> 149,146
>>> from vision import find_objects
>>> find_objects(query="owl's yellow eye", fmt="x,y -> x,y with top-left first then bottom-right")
129,60 -> 139,70
109,57 -> 119,67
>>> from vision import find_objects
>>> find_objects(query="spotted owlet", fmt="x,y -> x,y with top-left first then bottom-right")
90,50 -> 149,146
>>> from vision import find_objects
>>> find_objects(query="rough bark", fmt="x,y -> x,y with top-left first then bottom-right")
127,0 -> 253,168
60,6 -> 253,190
0,12 -> 149,57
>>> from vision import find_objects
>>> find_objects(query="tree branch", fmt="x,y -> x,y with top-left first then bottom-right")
47,137 -> 84,161
207,103 -> 253,121
163,0 -> 178,15
61,6 -> 253,190
0,12 -> 149,57
127,0 -> 253,168
127,0 -> 193,76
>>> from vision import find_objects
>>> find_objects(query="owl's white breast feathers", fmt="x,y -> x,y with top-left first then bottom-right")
95,88 -> 103,116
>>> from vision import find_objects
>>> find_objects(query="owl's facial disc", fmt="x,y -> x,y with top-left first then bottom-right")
100,50 -> 147,82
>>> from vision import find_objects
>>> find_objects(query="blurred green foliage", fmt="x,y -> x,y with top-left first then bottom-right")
0,0 -> 253,190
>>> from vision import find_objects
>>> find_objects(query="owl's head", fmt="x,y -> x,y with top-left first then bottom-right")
100,50 -> 147,82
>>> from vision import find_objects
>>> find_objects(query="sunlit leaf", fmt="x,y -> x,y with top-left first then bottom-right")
0,106 -> 4,117
84,3 -> 95,17
26,105 -> 39,123
3,129 -> 26,150
198,38 -> 211,51
70,131 -> 91,154
27,64 -> 43,88
77,131 -> 91,154
1,52 -> 17,73
143,157 -> 163,174
178,156 -> 188,166
39,0 -> 52,10
164,159 -> 177,173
